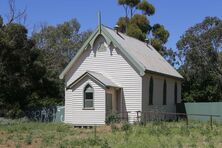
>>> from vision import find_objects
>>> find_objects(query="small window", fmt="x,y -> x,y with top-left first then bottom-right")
174,82 -> 177,104
163,79 -> 167,105
149,77 -> 153,105
84,84 -> 94,108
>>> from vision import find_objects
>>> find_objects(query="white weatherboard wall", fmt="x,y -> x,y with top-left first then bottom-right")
65,77 -> 105,125
65,36 -> 142,124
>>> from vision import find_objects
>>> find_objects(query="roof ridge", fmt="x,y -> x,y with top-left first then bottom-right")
102,25 -> 183,79
102,25 -> 150,46
60,24 -> 183,80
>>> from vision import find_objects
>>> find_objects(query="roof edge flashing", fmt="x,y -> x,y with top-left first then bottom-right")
145,69 -> 183,80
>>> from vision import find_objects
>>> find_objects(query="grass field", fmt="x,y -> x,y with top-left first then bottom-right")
0,119 -> 222,148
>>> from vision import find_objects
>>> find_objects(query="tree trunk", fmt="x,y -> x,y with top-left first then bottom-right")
130,7 -> 133,18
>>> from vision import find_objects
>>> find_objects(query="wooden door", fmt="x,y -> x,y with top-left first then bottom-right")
106,93 -> 112,116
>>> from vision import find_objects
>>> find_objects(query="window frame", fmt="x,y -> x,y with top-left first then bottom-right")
163,79 -> 167,105
83,84 -> 94,110
174,82 -> 177,104
149,76 -> 154,105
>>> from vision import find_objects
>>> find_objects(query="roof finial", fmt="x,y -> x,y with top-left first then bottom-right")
98,11 -> 101,34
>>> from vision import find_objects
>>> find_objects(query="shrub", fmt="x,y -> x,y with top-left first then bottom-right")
59,140 -> 69,148
179,126 -> 190,136
6,108 -> 25,119
105,113 -> 120,125
15,143 -> 21,148
101,139 -> 111,148
56,124 -> 70,133
110,123 -> 119,133
121,122 -> 132,142
177,140 -> 183,148
121,122 -> 132,136
25,134 -> 32,145
87,137 -> 102,146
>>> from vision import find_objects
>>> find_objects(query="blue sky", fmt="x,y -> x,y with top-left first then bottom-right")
0,0 -> 221,50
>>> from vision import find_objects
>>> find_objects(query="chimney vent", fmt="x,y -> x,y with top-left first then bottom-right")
114,25 -> 119,34
145,38 -> 150,46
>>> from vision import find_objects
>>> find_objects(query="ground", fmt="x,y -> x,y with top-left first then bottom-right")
0,119 -> 222,148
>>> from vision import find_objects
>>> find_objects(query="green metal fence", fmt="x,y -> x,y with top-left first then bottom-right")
25,106 -> 64,122
55,106 -> 64,122
184,102 -> 222,122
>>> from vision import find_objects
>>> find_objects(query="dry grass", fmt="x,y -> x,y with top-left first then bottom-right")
0,119 -> 222,148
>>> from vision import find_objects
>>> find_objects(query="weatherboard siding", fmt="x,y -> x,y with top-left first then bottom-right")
177,81 -> 182,103
65,36 -> 142,124
65,77 -> 105,125
142,74 -> 181,114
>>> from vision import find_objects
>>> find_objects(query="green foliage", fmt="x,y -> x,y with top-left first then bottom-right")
32,19 -> 92,104
118,0 -> 140,6
127,23 -> 145,41
118,0 -> 126,5
5,104 -> 25,119
177,17 -> 222,102
25,133 -> 32,145
151,38 -> 164,53
15,143 -> 21,148
56,124 -> 70,133
110,124 -> 119,133
0,17 -> 91,118
116,1 -> 175,65
0,120 -> 222,147
121,122 -> 132,143
117,17 -> 129,33
121,122 -> 131,133
130,14 -> 150,33
105,113 -> 120,125
32,19 -> 92,72
152,24 -> 169,44
137,0 -> 155,16
0,20 -> 55,117
101,139 -> 111,148
0,16 -> 3,27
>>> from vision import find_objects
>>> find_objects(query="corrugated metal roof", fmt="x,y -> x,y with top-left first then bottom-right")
67,71 -> 120,89
103,26 -> 183,79
60,25 -> 183,80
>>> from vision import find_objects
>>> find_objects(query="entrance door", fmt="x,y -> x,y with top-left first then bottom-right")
106,93 -> 112,116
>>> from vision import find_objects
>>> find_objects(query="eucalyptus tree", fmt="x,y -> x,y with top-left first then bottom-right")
0,16 -> 62,118
177,17 -> 222,102
32,19 -> 92,74
32,19 -> 92,106
116,0 -> 174,65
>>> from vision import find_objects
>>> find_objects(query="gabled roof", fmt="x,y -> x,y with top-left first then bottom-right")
67,71 -> 120,89
103,26 -> 183,79
59,25 -> 183,80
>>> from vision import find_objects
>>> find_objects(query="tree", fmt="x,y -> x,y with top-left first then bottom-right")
0,16 -> 61,118
7,0 -> 27,24
151,24 -> 170,54
32,19 -> 92,103
177,17 -> 222,102
118,0 -> 140,18
0,16 -> 92,118
116,0 -> 174,65
32,19 -> 92,74
137,0 -> 155,16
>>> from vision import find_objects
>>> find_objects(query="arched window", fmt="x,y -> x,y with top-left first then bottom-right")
149,77 -> 153,105
84,84 -> 94,108
163,79 -> 167,105
174,82 -> 177,104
